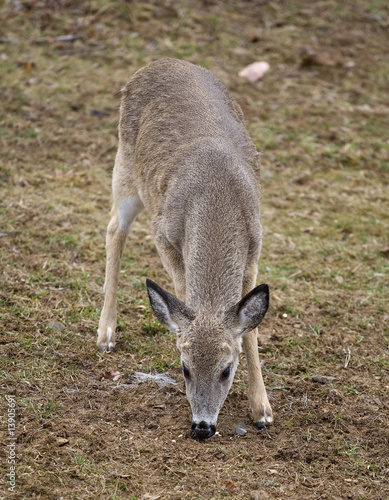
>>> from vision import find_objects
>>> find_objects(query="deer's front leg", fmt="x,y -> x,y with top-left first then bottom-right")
97,211 -> 126,352
242,264 -> 273,428
97,196 -> 143,352
242,327 -> 273,429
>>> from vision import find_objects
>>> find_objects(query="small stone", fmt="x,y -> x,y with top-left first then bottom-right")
238,61 -> 270,82
49,321 -> 65,332
312,375 -> 337,384
236,427 -> 247,436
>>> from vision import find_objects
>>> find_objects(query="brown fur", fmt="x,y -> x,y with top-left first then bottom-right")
97,58 -> 273,437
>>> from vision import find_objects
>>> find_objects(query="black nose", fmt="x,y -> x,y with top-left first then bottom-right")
191,421 -> 216,439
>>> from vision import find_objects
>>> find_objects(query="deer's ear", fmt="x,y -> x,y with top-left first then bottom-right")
146,279 -> 195,334
225,284 -> 269,337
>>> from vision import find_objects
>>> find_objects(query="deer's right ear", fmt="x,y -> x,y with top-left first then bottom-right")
146,279 -> 195,334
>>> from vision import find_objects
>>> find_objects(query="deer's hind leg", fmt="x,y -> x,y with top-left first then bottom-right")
97,154 -> 144,352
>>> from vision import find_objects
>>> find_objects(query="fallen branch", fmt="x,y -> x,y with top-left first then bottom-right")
34,34 -> 84,44
108,471 -> 131,478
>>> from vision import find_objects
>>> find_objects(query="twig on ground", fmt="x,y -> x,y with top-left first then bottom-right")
344,345 -> 351,368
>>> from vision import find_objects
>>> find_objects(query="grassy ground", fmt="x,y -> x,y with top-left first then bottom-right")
0,0 -> 388,498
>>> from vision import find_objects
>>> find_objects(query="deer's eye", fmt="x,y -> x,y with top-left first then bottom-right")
221,365 -> 231,380
182,364 -> 191,379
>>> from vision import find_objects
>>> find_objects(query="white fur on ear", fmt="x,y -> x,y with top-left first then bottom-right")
238,293 -> 267,326
147,287 -> 179,333
146,279 -> 195,334
228,284 -> 269,337
167,322 -> 179,333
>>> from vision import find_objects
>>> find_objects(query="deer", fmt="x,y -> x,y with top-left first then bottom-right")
97,58 -> 273,439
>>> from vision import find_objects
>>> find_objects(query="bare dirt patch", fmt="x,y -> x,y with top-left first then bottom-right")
1,0 -> 388,498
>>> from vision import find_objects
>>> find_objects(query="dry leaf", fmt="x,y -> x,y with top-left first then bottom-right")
225,480 -> 235,492
100,370 -> 124,382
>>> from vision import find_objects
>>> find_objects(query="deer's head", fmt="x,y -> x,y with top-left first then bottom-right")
146,279 -> 269,439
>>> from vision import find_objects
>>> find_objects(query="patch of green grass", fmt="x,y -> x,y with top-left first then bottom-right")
42,398 -> 62,418
337,438 -> 363,459
48,232 -> 80,251
308,324 -> 321,336
74,451 -> 90,470
142,319 -> 163,336
70,305 -> 100,322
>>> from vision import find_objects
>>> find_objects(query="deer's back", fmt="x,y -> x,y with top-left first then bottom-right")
118,58 -> 259,213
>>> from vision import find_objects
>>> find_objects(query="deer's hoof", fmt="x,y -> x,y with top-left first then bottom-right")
96,325 -> 116,353
253,402 -> 273,430
255,420 -> 266,430
254,412 -> 273,430
97,343 -> 115,354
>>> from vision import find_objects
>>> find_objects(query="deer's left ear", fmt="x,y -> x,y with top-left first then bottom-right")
225,284 -> 269,337
146,279 -> 195,334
